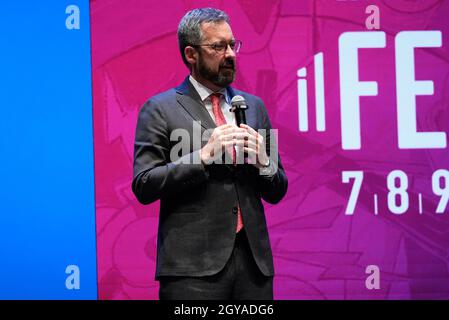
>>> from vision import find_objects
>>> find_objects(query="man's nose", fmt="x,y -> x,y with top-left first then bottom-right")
224,44 -> 236,59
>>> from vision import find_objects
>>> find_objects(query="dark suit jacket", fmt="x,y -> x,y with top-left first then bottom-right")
132,77 -> 288,279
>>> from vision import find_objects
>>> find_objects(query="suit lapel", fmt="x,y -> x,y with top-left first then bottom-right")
245,104 -> 257,130
176,77 -> 216,130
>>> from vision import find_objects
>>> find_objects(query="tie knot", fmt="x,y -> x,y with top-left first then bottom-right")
209,93 -> 222,104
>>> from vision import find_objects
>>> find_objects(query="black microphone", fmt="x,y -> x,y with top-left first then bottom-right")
230,95 -> 248,126
230,95 -> 249,164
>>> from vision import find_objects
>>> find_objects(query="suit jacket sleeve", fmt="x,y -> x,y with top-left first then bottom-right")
255,98 -> 288,204
132,98 -> 209,205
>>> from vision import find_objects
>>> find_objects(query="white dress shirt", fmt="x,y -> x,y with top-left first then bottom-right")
189,75 -> 235,125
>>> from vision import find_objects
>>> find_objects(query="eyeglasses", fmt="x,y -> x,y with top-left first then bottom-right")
191,40 -> 242,54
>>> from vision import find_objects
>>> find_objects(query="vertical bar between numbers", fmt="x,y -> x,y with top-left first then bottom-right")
374,194 -> 378,215
418,193 -> 423,214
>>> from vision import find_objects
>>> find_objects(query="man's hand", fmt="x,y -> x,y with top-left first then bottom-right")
239,124 -> 270,169
200,124 -> 248,165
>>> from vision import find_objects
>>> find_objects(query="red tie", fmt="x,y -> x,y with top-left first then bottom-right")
210,93 -> 244,233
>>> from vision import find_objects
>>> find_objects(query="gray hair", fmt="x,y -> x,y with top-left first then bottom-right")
177,8 -> 230,67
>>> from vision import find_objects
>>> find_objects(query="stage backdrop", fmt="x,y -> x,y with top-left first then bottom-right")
91,0 -> 449,299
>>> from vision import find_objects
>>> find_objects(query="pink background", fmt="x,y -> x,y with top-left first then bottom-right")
90,0 -> 449,299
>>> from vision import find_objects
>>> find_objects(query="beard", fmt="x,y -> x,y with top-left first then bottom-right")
196,55 -> 236,88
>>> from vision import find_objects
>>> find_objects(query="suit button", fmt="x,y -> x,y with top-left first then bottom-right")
232,206 -> 238,214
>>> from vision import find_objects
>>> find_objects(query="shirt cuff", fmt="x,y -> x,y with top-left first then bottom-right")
258,159 -> 277,178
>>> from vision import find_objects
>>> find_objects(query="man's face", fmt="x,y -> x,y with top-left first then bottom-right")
194,21 -> 236,89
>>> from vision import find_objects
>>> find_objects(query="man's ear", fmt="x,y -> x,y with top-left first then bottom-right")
184,46 -> 197,66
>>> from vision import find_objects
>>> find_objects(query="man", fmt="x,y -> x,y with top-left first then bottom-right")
132,8 -> 288,300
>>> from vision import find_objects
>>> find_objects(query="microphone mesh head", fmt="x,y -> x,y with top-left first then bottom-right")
231,95 -> 246,106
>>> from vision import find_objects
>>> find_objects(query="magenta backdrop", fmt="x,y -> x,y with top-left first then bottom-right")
91,0 -> 449,299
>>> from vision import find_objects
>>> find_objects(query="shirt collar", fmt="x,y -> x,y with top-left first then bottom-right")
189,75 -> 228,103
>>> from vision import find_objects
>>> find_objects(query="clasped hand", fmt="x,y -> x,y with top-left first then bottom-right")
200,123 -> 269,168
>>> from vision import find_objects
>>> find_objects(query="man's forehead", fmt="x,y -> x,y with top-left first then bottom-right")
200,21 -> 234,41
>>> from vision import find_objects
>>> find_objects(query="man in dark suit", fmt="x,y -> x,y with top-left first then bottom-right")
132,7 -> 288,299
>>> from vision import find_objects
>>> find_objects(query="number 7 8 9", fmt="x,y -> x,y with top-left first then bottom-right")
341,170 -> 449,215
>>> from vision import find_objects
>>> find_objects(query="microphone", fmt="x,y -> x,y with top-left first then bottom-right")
230,95 -> 248,126
230,95 -> 249,164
